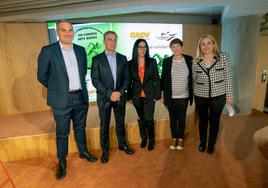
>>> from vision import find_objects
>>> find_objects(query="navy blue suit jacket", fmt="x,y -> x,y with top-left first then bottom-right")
91,51 -> 130,109
37,41 -> 89,109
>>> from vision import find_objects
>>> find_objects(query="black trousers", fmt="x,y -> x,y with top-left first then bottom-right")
167,98 -> 188,139
194,94 -> 226,146
99,102 -> 127,154
52,92 -> 88,162
133,98 -> 155,144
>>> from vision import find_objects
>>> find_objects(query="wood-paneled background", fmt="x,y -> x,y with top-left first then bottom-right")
0,23 -> 221,115
253,36 -> 268,111
0,23 -> 50,115
183,24 -> 221,56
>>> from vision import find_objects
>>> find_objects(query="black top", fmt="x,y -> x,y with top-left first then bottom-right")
161,54 -> 193,107
128,58 -> 161,102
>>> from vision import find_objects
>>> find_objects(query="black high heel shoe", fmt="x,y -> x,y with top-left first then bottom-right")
198,142 -> 206,152
140,139 -> 147,148
207,144 -> 215,154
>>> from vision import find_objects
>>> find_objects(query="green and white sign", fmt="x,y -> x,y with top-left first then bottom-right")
48,22 -> 183,102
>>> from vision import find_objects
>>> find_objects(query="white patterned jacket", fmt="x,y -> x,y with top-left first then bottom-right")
192,52 -> 233,99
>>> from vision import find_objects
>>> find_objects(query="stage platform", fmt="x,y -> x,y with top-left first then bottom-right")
0,102 -> 196,162
3,110 -> 268,188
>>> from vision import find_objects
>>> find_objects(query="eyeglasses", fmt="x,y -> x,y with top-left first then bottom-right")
138,46 -> 147,49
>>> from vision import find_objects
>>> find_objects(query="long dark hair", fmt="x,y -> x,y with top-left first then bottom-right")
131,39 -> 150,64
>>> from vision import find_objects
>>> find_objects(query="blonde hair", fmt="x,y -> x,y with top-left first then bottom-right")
195,34 -> 220,61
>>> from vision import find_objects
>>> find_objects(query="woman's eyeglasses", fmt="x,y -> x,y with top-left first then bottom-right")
138,46 -> 147,49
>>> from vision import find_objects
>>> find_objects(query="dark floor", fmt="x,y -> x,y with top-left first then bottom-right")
3,110 -> 268,188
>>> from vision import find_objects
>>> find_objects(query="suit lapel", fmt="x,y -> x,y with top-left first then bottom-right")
116,53 -> 120,85
167,56 -> 173,77
199,56 -> 218,71
210,57 -> 218,68
101,52 -> 115,86
198,58 -> 207,72
182,55 -> 190,69
143,60 -> 149,84
55,42 -> 68,77
133,61 -> 142,84
73,45 -> 84,81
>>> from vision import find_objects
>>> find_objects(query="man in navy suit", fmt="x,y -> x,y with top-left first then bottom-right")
37,20 -> 97,180
91,31 -> 134,164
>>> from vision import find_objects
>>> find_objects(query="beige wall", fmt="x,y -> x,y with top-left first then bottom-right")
183,24 -> 221,56
253,36 -> 268,111
222,16 -> 261,115
0,23 -> 221,116
0,23 -> 50,115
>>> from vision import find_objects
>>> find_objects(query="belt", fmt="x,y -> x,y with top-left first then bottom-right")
68,89 -> 82,94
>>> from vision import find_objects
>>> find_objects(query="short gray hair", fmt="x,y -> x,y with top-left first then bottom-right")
56,20 -> 73,30
103,31 -> 117,40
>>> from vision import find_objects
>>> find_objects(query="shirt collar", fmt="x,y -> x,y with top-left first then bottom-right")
59,42 -> 73,51
105,50 -> 116,57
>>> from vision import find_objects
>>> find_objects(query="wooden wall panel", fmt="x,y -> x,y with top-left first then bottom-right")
0,23 -> 220,161
0,23 -> 50,115
183,24 -> 221,57
0,121 -> 170,162
0,23 -> 221,115
0,105 -> 197,162
253,36 -> 268,111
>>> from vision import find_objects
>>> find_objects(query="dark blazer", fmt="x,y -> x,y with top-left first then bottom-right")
128,58 -> 161,102
161,54 -> 193,107
37,41 -> 89,109
91,51 -> 130,109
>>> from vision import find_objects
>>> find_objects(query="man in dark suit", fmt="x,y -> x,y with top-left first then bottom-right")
91,31 -> 134,164
37,20 -> 97,180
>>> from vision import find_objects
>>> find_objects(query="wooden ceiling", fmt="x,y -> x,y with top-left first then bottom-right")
0,0 -> 100,13
0,0 -> 267,22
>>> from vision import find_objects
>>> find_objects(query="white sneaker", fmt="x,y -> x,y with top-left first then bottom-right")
169,145 -> 176,150
176,145 -> 183,150
176,139 -> 184,150
169,139 -> 177,150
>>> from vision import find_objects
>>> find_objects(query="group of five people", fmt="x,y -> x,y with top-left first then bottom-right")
37,20 -> 233,179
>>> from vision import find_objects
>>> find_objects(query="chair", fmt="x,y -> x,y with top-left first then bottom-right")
0,160 -> 15,188
253,125 -> 268,160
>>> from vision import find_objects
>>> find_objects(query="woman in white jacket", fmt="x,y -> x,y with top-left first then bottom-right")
192,34 -> 233,154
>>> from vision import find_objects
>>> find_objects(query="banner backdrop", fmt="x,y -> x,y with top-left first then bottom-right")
48,22 -> 183,102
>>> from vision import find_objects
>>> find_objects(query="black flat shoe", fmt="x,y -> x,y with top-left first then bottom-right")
119,145 -> 135,155
207,145 -> 215,154
55,161 -> 66,180
101,152 -> 109,164
79,151 -> 98,162
148,143 -> 154,151
198,142 -> 206,152
140,139 -> 147,148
